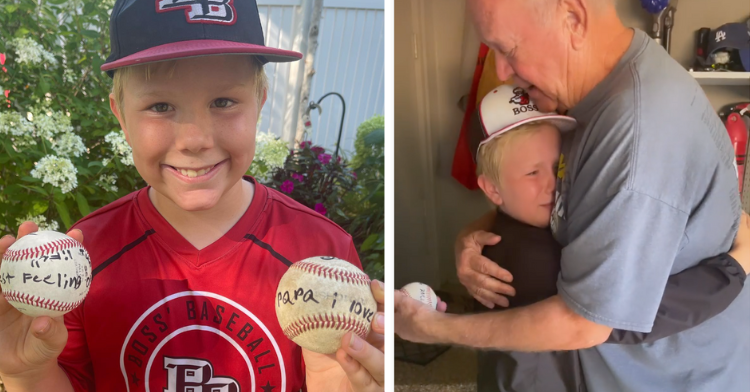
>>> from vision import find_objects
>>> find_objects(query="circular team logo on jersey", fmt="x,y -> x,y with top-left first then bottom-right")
120,291 -> 285,392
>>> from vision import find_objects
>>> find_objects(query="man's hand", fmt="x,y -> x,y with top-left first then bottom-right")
0,222 -> 80,390
730,211 -> 750,275
455,230 -> 515,308
393,289 -> 448,345
305,280 -> 385,392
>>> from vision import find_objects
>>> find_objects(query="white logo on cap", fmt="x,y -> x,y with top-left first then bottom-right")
715,30 -> 727,42
157,0 -> 236,25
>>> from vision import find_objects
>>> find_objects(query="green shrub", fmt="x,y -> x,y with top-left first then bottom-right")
0,0 -> 143,233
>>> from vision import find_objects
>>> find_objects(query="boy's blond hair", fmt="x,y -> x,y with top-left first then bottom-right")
111,55 -> 268,121
476,121 -> 550,186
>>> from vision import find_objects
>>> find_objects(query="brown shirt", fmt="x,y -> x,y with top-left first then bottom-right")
482,209 -> 561,308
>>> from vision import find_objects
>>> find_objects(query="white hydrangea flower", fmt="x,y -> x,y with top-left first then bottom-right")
255,131 -> 289,170
10,37 -> 57,66
16,214 -> 59,231
102,157 -> 111,166
104,131 -> 135,166
63,68 -> 76,84
0,112 -> 35,136
35,111 -> 73,139
52,132 -> 86,157
30,155 -> 78,194
98,173 -> 118,193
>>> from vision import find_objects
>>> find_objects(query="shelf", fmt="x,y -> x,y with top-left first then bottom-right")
689,72 -> 750,86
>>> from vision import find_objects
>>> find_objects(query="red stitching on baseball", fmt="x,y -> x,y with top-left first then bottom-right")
292,261 -> 370,286
400,287 -> 434,308
2,238 -> 81,263
283,313 -> 369,341
1,290 -> 84,313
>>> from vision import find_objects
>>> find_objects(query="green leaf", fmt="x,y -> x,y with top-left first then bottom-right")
55,201 -> 72,229
80,30 -> 99,39
31,200 -> 49,215
363,128 -> 384,147
19,185 -> 47,196
5,4 -> 18,13
361,233 -> 379,251
88,161 -> 103,168
46,0 -> 69,4
38,80 -> 51,94
75,191 -> 91,216
92,56 -> 105,71
14,27 -> 29,37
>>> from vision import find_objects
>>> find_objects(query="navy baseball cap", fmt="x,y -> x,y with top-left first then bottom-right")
101,0 -> 302,77
708,23 -> 750,72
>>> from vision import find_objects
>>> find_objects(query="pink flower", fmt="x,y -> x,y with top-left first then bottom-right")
352,171 -> 357,179
3,90 -> 9,98
318,153 -> 332,165
1,67 -> 6,73
314,203 -> 327,215
311,146 -> 325,154
0,53 -> 5,65
292,173 -> 304,182
280,180 -> 294,194
300,141 -> 312,149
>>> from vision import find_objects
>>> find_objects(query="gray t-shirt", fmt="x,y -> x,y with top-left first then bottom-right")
551,29 -> 750,392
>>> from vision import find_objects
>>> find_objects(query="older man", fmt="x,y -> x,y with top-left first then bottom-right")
394,0 -> 750,391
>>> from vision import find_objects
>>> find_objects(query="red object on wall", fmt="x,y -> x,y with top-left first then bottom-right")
726,111 -> 748,191
451,44 -> 490,190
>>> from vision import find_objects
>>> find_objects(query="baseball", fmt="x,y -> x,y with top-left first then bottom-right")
0,231 -> 92,318
400,282 -> 438,310
275,256 -> 377,354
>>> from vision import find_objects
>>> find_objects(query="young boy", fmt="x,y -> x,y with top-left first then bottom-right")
0,1 -> 383,391
471,85 -> 748,391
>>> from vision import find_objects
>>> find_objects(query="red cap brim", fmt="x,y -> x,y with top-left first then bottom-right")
101,39 -> 301,73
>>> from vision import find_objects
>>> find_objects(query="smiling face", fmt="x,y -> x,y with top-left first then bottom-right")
477,123 -> 560,228
468,0 -> 569,113
110,55 -> 266,212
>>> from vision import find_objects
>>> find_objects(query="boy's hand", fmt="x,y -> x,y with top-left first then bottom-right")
730,211 -> 750,275
303,280 -> 385,392
455,230 -> 515,308
333,279 -> 385,392
0,222 -> 79,380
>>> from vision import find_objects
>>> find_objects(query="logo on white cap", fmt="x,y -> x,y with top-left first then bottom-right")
477,85 -> 577,149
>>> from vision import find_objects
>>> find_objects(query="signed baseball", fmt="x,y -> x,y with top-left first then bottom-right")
0,231 -> 92,318
400,282 -> 438,310
276,256 -> 376,354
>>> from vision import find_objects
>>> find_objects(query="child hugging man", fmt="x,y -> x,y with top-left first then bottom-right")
0,1 -> 383,391
470,85 -> 748,392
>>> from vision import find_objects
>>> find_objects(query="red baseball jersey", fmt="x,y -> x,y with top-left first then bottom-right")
58,178 -> 362,392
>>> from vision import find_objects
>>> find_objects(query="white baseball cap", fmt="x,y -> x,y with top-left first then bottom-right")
477,85 -> 577,150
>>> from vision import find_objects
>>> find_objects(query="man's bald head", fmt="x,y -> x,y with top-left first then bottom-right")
466,0 -> 626,112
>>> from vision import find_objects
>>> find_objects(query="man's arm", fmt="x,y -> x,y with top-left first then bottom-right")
395,292 -> 611,351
